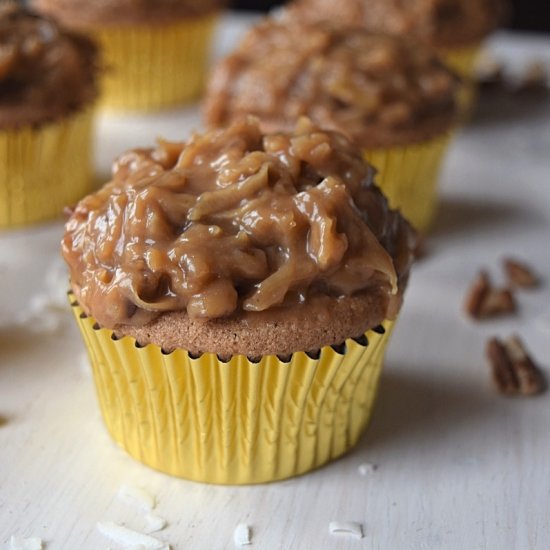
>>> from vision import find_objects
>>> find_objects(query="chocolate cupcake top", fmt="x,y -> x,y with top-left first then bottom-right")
32,0 -> 224,27
0,4 -> 98,129
63,118 -> 415,332
288,0 -> 506,49
204,20 -> 459,148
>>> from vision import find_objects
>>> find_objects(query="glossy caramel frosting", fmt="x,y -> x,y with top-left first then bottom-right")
63,118 -> 415,330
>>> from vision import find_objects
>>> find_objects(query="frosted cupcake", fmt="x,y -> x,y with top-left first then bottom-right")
63,118 -> 416,484
33,0 -> 224,111
204,20 -> 460,231
288,0 -> 508,112
0,4 -> 99,228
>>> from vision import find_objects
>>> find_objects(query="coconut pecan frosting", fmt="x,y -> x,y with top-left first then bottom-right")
0,4 -> 98,129
204,20 -> 459,148
63,119 -> 416,328
288,0 -> 507,48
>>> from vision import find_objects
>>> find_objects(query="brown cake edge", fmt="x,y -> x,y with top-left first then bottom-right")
109,290 -> 394,359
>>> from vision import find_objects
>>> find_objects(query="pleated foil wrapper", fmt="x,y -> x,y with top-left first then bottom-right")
363,132 -> 452,232
94,14 -> 218,112
71,295 -> 395,484
0,108 -> 94,228
440,43 -> 483,117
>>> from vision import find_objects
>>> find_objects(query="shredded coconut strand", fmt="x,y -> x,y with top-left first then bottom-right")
44,259 -> 71,309
14,259 -> 71,335
233,523 -> 252,546
358,462 -> 378,475
10,536 -> 43,550
144,513 -> 167,534
118,484 -> 156,511
15,297 -> 63,334
329,521 -> 364,539
97,521 -> 167,549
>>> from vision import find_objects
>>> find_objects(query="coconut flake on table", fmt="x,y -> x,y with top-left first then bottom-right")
9,535 -> 43,550
44,259 -> 72,309
118,484 -> 157,511
14,259 -> 72,335
358,462 -> 378,475
97,521 -> 168,549
15,293 -> 64,334
233,523 -> 252,546
329,521 -> 364,539
144,513 -> 167,534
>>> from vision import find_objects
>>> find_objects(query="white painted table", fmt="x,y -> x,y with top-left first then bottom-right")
1,15 -> 550,550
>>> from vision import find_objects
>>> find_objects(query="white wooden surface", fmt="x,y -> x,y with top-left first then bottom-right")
1,15 -> 550,550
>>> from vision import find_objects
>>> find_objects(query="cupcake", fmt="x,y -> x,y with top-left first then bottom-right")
288,0 -> 508,112
33,0 -> 224,111
62,118 -> 416,484
204,20 -> 460,231
0,4 -> 99,229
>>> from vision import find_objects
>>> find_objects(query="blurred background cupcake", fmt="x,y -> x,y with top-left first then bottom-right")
0,3 -> 99,229
204,19 -> 461,231
33,0 -> 226,112
285,0 -> 508,113
63,118 -> 416,484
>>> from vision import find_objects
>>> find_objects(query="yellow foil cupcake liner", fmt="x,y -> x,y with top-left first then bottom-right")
0,109 -> 94,229
440,44 -> 482,116
71,298 -> 394,484
363,133 -> 451,232
94,14 -> 218,112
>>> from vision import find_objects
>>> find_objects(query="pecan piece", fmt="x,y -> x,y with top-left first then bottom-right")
464,271 -> 516,320
503,258 -> 540,289
486,335 -> 546,396
464,270 -> 490,318
480,287 -> 516,318
476,55 -> 505,92
514,61 -> 549,95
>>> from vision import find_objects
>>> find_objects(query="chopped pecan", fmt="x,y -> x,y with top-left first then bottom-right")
514,61 -> 548,95
486,335 -> 546,396
465,271 -> 516,320
480,287 -> 516,318
503,258 -> 540,289
464,270 -> 490,318
476,54 -> 505,92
